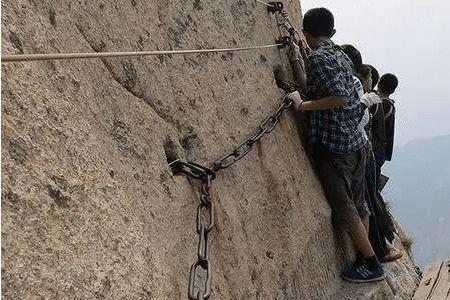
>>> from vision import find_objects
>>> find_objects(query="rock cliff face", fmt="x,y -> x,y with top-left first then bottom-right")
2,1 -> 419,299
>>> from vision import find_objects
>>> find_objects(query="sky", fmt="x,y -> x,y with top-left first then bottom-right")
301,0 -> 450,145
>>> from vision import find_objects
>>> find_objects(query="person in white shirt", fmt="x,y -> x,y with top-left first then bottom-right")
341,45 -> 403,263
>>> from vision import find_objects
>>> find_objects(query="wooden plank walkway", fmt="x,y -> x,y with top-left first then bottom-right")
413,257 -> 450,300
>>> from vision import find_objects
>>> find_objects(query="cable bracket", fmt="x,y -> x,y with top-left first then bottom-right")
276,36 -> 291,49
267,2 -> 283,13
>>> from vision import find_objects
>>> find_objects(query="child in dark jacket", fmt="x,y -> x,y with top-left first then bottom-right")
371,73 -> 398,186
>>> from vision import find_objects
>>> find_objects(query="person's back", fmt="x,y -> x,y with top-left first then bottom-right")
376,73 -> 398,162
306,39 -> 366,154
382,97 -> 395,161
370,102 -> 386,155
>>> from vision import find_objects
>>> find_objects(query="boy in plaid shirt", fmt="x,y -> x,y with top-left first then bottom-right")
288,7 -> 385,282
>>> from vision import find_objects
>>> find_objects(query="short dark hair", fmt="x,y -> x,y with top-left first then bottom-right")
367,65 -> 379,91
303,8 -> 334,37
378,73 -> 398,94
360,64 -> 371,78
341,44 -> 362,74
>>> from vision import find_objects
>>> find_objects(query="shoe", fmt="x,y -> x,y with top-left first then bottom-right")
341,260 -> 386,283
352,252 -> 364,269
382,249 -> 403,262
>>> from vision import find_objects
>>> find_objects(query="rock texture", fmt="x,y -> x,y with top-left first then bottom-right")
2,0 -> 419,299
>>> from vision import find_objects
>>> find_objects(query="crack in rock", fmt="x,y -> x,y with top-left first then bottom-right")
73,22 -> 182,131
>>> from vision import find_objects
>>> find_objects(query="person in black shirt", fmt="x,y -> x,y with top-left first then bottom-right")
372,73 -> 398,184
379,74 -> 398,162
365,69 -> 401,262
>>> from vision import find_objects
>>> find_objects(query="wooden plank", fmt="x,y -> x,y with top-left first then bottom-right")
413,262 -> 443,300
414,257 -> 450,300
428,258 -> 450,300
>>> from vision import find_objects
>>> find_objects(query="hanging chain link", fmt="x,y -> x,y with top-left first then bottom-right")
212,93 -> 293,171
171,161 -> 216,300
188,177 -> 214,300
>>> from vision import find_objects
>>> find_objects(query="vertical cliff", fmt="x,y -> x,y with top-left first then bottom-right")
2,0 -> 419,299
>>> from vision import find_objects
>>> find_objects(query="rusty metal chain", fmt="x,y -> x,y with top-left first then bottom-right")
171,161 -> 216,300
170,90 -> 296,299
212,93 -> 293,171
188,178 -> 214,300
170,91 -> 295,298
167,7 -> 306,299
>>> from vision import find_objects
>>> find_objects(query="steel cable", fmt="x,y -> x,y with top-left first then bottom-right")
1,44 -> 282,63
255,0 -> 274,8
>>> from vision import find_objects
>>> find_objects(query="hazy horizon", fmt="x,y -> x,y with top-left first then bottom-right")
301,0 -> 450,146
385,134 -> 450,267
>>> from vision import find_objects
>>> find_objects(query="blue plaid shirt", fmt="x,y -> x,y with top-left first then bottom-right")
306,39 -> 367,154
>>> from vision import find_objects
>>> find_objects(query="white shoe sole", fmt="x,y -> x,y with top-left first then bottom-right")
341,273 -> 386,283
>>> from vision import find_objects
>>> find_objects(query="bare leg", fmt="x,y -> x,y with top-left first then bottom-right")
348,220 -> 375,258
362,217 -> 369,237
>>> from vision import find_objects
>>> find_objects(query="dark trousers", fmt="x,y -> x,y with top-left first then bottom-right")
365,155 -> 389,259
311,144 -> 369,230
374,151 -> 385,192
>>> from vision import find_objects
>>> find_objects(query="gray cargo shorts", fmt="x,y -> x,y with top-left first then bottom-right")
312,144 -> 370,229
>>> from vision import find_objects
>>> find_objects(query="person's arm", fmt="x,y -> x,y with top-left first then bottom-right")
290,59 -> 307,92
288,41 -> 307,92
294,96 -> 346,111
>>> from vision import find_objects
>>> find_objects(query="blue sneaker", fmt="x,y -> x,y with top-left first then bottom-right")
341,260 -> 385,283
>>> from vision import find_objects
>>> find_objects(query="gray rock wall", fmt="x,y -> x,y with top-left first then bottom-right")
2,0 -> 419,299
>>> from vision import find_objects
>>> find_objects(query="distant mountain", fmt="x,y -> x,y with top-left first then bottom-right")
384,135 -> 450,268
